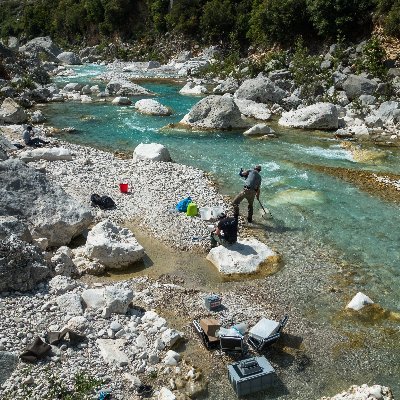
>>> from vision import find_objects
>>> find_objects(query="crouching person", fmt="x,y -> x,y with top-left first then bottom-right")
210,212 -> 238,248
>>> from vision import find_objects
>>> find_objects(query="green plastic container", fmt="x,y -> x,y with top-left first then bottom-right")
186,202 -> 198,217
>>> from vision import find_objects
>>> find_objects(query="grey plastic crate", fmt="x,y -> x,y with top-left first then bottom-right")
227,356 -> 275,397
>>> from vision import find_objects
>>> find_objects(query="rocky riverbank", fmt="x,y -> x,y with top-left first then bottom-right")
1,36 -> 399,400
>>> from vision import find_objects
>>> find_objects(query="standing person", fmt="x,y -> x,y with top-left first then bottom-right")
23,125 -> 49,147
210,212 -> 238,248
232,165 -> 262,223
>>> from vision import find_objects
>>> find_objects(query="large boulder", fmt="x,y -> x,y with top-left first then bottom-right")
85,220 -> 145,269
235,99 -> 272,121
0,98 -> 27,124
103,284 -> 134,315
371,101 -> 400,125
234,76 -> 287,104
279,103 -> 338,130
132,143 -> 171,162
19,36 -> 61,56
106,79 -> 152,96
213,78 -> 239,95
179,82 -> 208,95
19,147 -> 73,163
0,237 -> 51,292
134,99 -> 171,116
0,216 -> 32,242
57,51 -> 81,65
0,159 -> 93,246
112,97 -> 132,105
342,75 -> 378,100
206,238 -> 280,275
180,95 -> 249,130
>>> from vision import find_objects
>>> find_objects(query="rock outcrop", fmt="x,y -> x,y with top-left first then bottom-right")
132,143 -> 172,162
180,95 -> 249,130
0,237 -> 51,292
206,238 -> 280,275
234,76 -> 287,104
0,159 -> 93,246
57,51 -> 81,65
0,98 -> 27,124
279,103 -> 338,130
134,99 -> 171,116
85,220 -> 145,269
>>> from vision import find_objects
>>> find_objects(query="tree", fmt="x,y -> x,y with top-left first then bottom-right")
306,0 -> 375,39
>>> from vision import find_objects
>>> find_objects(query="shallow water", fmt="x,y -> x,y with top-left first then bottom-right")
46,65 -> 400,312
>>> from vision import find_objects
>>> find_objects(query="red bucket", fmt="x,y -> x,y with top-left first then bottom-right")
119,183 -> 129,193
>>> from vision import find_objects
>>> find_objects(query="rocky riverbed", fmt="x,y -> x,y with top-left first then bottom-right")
1,125 -> 399,399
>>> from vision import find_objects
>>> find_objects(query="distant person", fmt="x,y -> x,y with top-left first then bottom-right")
187,68 -> 192,77
23,125 -> 49,147
232,165 -> 262,223
210,212 -> 238,248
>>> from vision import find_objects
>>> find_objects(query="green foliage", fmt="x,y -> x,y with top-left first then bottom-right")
306,0 -> 375,39
246,50 -> 287,77
377,0 -> 400,37
11,75 -> 35,90
355,36 -> 388,79
290,38 -> 330,102
248,0 -> 309,46
148,0 -> 169,33
165,0 -> 204,36
200,0 -> 235,43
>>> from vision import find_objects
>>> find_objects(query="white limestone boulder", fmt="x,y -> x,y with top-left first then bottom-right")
158,387 -> 176,400
132,143 -> 171,162
206,238 -> 279,275
319,384 -> 394,400
0,98 -> 27,124
180,94 -> 250,130
213,77 -> 239,95
57,51 -> 81,65
112,97 -> 132,105
346,292 -> 374,311
243,124 -> 275,137
179,81 -> 208,95
30,110 -> 46,123
279,102 -> 338,130
51,246 -> 78,276
161,328 -> 183,348
49,275 -> 77,295
19,147 -> 73,163
96,339 -> 129,366
85,220 -> 145,269
235,99 -> 272,121
134,99 -> 171,116
81,288 -> 107,310
103,285 -> 134,316
56,292 -> 83,316
234,76 -> 287,104
106,79 -> 153,96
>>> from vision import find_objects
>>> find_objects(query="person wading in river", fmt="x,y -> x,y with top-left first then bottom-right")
232,165 -> 262,223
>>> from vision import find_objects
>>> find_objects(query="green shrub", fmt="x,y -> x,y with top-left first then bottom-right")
290,38 -> 330,102
165,0 -> 204,36
355,36 -> 388,79
248,0 -> 310,46
306,0 -> 375,39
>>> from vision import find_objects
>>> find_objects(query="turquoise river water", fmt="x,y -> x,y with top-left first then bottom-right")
46,65 -> 400,312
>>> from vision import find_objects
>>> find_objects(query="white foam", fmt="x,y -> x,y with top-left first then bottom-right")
292,144 -> 354,161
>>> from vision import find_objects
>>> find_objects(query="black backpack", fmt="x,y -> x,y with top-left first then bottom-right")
90,194 -> 116,210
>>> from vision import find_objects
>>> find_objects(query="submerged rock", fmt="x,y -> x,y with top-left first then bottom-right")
112,96 -> 132,105
133,143 -> 172,162
279,103 -> 338,130
269,189 -> 325,206
243,124 -> 275,137
180,94 -> 249,130
206,238 -> 279,275
106,79 -> 152,96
